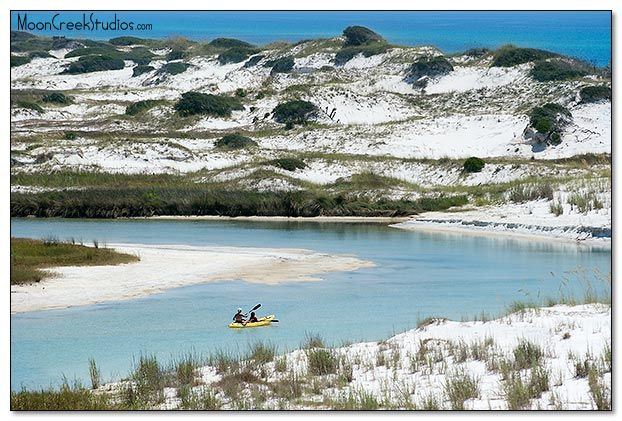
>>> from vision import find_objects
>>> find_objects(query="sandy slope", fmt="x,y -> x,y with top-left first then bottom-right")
10,243 -> 373,314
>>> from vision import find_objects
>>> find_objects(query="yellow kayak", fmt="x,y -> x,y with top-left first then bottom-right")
228,315 -> 276,329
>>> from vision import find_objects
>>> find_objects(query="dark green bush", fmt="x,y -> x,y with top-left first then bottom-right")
580,85 -> 611,103
529,103 -> 571,134
157,62 -> 190,76
10,55 -> 31,67
405,56 -> 453,83
123,47 -> 155,65
125,100 -> 163,116
174,92 -> 243,117
42,92 -> 72,105
463,157 -> 485,173
244,54 -> 265,68
29,51 -> 53,59
334,43 -> 389,65
64,132 -> 77,140
272,100 -> 319,124
268,57 -> 295,74
15,101 -> 43,113
166,50 -> 186,61
65,47 -> 117,58
530,59 -> 588,82
63,55 -> 125,74
343,26 -> 384,46
215,133 -> 257,149
218,47 -> 259,64
209,38 -> 255,49
11,36 -> 54,53
109,36 -> 149,46
491,45 -> 557,67
132,65 -> 155,77
269,158 -> 307,171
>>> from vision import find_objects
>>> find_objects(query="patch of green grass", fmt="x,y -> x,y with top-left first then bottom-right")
125,99 -> 166,116
513,341 -> 543,370
10,237 -> 139,285
157,62 -> 190,76
63,55 -> 125,74
444,369 -> 479,410
247,341 -> 276,364
11,381 -> 114,410
463,157 -> 485,173
267,157 -> 307,172
307,349 -> 337,376
14,100 -> 43,113
580,85 -> 611,104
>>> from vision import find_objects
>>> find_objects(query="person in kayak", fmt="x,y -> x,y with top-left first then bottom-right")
247,312 -> 258,323
232,308 -> 246,324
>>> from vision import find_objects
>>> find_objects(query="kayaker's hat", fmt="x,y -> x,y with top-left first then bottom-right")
237,308 -> 242,312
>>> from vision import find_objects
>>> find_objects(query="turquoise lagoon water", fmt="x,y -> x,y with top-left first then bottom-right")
10,218 -> 610,390
11,11 -> 611,66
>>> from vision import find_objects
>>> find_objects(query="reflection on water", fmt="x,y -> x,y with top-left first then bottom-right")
10,218 -> 610,390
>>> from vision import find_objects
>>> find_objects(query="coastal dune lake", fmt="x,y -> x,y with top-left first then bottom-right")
11,218 -> 611,390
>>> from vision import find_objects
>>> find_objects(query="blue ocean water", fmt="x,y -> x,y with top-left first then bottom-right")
10,218 -> 611,390
11,11 -> 611,66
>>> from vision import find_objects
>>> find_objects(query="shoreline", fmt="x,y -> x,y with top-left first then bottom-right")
10,243 -> 374,314
391,220 -> 611,248
127,215 -> 410,223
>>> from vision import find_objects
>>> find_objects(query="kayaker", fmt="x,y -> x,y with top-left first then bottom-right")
232,308 -> 246,324
247,312 -> 258,323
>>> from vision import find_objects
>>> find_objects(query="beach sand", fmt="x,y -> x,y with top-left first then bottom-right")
10,243 -> 374,314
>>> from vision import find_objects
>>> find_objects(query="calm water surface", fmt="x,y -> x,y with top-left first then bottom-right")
10,218 -> 610,390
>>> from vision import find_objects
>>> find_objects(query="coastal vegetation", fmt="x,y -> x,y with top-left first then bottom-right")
174,92 -> 243,117
10,237 -> 138,285
272,100 -> 319,125
491,45 -> 557,67
63,55 -> 125,74
215,133 -> 257,150
579,85 -> 611,104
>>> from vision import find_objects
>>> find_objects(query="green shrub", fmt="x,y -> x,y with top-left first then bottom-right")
343,26 -> 384,46
126,100 -> 163,116
528,103 -> 572,142
269,158 -> 307,171
157,62 -> 190,76
406,56 -> 453,83
123,47 -> 155,65
334,43 -> 389,65
165,48 -> 186,60
63,55 -> 125,74
109,36 -> 149,45
307,349 -> 337,375
268,56 -> 295,74
272,100 -> 318,124
530,59 -> 588,82
580,85 -> 611,104
10,55 -> 31,67
29,51 -> 53,59
215,133 -> 257,149
64,132 -> 77,140
491,45 -> 557,67
15,100 -> 43,113
65,46 -> 117,58
132,65 -> 155,77
218,47 -> 259,64
463,157 -> 485,173
174,92 -> 243,117
42,92 -> 72,105
209,38 -> 255,49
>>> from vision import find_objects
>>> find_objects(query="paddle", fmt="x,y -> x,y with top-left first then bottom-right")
246,303 -> 261,315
